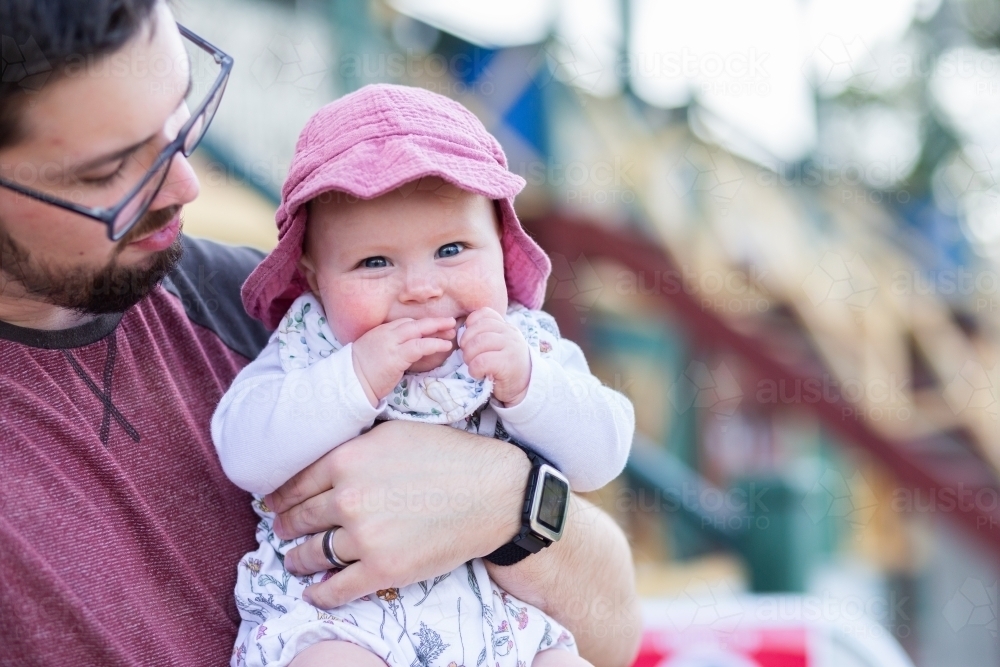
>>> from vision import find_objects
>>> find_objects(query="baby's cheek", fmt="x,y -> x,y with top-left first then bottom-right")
453,259 -> 508,313
319,280 -> 389,343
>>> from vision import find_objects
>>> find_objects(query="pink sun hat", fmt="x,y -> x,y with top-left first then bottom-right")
241,83 -> 552,330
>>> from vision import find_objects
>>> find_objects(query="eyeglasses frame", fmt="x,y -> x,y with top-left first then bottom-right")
0,24 -> 233,241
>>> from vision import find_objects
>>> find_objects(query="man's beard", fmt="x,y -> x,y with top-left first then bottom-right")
0,205 -> 184,315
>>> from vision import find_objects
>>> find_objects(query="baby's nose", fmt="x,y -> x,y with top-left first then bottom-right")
399,269 -> 445,303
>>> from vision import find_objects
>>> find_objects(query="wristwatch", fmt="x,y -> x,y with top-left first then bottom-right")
485,442 -> 571,566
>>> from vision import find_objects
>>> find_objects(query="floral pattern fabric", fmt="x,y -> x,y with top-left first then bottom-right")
232,497 -> 575,667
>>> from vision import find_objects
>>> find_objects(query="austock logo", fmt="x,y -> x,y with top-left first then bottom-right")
667,361 -> 743,418
802,251 -> 878,315
943,359 -> 1000,419
533,36 -> 608,93
665,578 -> 745,634
668,144 -> 744,214
547,253 -> 603,322
250,35 -> 326,92
938,145 -> 1000,201
802,468 -> 877,527
1,35 -> 52,91
944,578 -> 998,636
804,34 -> 878,94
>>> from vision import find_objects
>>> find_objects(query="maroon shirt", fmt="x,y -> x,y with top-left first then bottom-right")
0,237 -> 271,666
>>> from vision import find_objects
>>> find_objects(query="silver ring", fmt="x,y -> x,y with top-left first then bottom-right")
322,526 -> 355,568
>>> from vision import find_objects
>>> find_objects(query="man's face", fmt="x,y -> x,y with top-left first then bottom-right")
0,1 -> 200,314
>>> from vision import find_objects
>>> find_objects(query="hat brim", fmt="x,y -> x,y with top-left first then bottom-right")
242,133 -> 548,330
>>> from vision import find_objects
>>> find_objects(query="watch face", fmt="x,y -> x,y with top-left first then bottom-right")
537,471 -> 569,533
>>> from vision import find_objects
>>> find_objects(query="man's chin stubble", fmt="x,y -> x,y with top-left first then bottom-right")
0,207 -> 184,315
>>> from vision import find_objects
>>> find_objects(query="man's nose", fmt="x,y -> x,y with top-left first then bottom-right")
399,266 -> 445,303
148,153 -> 200,211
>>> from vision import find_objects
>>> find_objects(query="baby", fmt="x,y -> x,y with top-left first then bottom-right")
212,84 -> 634,667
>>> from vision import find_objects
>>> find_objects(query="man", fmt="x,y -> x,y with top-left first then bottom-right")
0,1 -> 640,665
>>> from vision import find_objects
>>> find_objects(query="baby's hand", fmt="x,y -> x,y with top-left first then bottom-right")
352,317 -> 456,407
459,307 -> 531,406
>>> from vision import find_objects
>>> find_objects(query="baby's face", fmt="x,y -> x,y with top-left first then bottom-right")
301,178 -> 509,372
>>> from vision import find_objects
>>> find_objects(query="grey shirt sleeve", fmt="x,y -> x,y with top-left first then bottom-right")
162,235 -> 272,360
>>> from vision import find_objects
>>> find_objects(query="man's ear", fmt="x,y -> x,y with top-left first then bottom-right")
298,253 -> 321,295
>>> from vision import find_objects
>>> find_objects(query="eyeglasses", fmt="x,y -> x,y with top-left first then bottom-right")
0,24 -> 232,241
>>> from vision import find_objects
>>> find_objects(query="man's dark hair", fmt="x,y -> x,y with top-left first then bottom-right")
0,0 -> 158,148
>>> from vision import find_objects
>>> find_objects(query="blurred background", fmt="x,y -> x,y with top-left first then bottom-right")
174,0 -> 1000,664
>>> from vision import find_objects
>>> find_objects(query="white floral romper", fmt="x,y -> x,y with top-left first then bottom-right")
230,294 -> 577,667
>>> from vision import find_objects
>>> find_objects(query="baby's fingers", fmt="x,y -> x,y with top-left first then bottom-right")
399,336 -> 454,363
391,317 -> 457,341
463,307 -> 503,328
459,330 -> 507,359
466,349 -> 506,380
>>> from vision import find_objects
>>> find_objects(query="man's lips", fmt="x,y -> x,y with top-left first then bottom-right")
128,214 -> 182,252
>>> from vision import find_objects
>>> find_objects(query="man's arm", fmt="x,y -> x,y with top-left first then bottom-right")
487,494 -> 641,667
266,420 -> 640,667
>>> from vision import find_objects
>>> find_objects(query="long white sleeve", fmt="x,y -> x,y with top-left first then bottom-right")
211,336 -> 383,495
492,337 -> 634,492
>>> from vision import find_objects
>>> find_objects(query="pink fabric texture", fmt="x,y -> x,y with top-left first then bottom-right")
242,83 -> 552,330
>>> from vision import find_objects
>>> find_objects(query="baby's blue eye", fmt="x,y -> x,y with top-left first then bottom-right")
437,243 -> 463,258
362,256 -> 388,268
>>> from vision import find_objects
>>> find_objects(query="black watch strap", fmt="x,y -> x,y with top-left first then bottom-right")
484,542 -> 532,566
484,441 -> 558,566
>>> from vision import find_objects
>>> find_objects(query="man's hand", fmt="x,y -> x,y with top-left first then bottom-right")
264,420 -> 641,667
351,317 -> 456,406
264,420 -> 528,608
459,307 -> 531,406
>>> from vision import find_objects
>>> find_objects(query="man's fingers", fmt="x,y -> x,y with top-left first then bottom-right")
303,561 -> 380,610
273,487 -> 343,539
285,527 -> 358,576
267,454 -> 336,515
